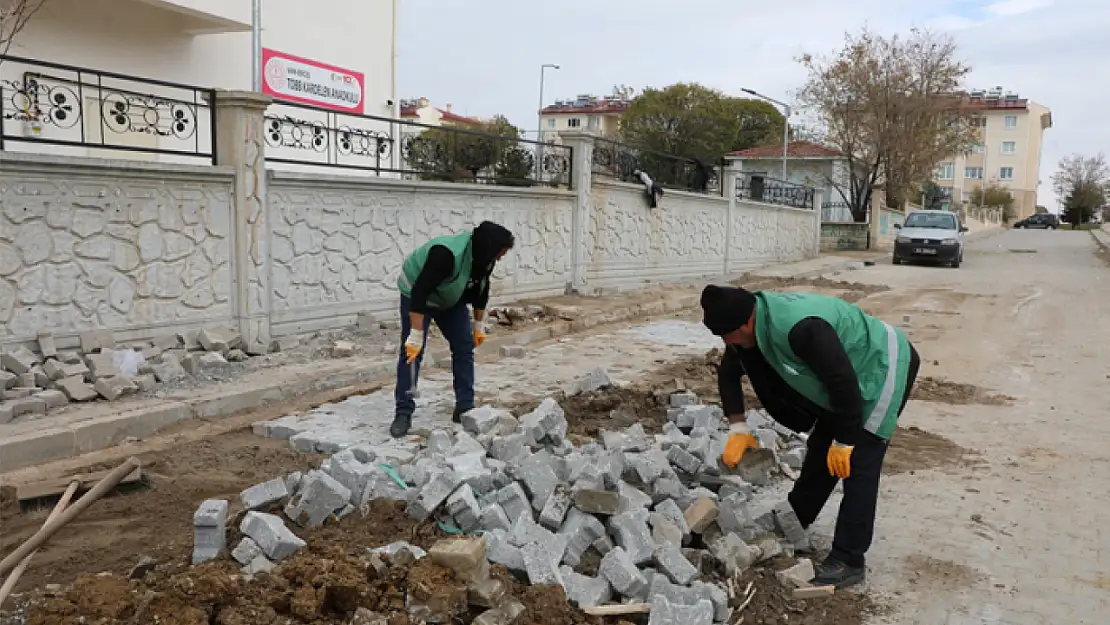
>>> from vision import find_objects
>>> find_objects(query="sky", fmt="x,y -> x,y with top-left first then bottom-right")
398,0 -> 1108,211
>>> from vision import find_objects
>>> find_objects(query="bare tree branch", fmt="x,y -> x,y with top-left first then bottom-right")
0,0 -> 46,57
795,28 -> 975,221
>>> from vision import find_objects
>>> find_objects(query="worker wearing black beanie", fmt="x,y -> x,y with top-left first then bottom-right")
699,284 -> 921,590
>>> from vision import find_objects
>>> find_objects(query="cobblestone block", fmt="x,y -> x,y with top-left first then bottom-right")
692,581 -> 729,622
7,396 -> 46,418
239,477 -> 290,511
716,493 -> 753,535
515,452 -> 558,511
670,391 -> 698,407
598,547 -> 648,599
509,511 -> 555,547
520,397 -> 568,444
557,507 -> 606,566
239,510 -> 306,559
654,543 -> 700,585
667,445 -> 701,475
617,481 -> 653,512
192,499 -> 229,565
609,508 -> 656,565
708,533 -> 759,575
446,485 -> 483,531
479,502 -> 511,532
429,536 -> 489,583
647,595 -> 714,625
684,497 -> 718,534
462,406 -> 507,436
284,470 -> 352,527
567,366 -> 613,395
573,489 -> 621,515
1,347 -> 38,375
539,484 -> 572,530
777,558 -> 815,588
428,429 -> 454,455
648,512 -> 684,548
231,537 -> 263,565
772,501 -> 811,550
521,538 -> 566,586
489,433 -> 530,464
559,566 -> 611,608
468,578 -> 508,609
484,529 -> 526,573
407,470 -> 463,521
494,482 -> 531,523
93,376 -> 137,401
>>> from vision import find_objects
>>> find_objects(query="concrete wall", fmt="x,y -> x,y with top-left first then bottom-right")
267,173 -> 576,337
0,153 -> 236,348
821,222 -> 869,252
1,103 -> 821,350
870,207 -> 906,251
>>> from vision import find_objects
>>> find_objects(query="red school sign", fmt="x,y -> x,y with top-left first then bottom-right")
261,48 -> 365,114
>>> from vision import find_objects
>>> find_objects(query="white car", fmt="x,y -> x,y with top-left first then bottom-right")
892,210 -> 968,268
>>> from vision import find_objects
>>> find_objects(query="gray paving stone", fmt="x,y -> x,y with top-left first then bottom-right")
609,508 -> 656,565
284,470 -> 352,527
239,477 -> 290,511
240,511 -> 306,562
647,595 -> 713,625
598,546 -> 648,599
559,566 -> 611,608
654,543 -> 699,585
407,470 -> 463,521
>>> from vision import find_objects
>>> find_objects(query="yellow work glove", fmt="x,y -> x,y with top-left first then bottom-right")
473,320 -> 489,348
827,441 -> 854,479
404,329 -> 424,364
721,422 -> 759,468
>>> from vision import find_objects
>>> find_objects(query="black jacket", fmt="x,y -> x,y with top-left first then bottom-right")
718,317 -> 865,445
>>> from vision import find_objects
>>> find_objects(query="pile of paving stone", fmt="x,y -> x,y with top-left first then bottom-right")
0,327 -> 282,423
191,368 -> 821,624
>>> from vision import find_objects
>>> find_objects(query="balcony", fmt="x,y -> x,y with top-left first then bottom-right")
130,0 -> 252,34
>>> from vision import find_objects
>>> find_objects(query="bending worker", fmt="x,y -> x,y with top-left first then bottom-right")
700,285 -> 920,588
390,221 -> 515,438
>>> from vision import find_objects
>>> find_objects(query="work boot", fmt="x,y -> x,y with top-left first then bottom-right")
811,557 -> 866,589
389,414 -> 412,438
452,405 -> 473,424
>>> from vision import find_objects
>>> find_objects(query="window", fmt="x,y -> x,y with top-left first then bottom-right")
903,212 -> 958,230
970,117 -> 987,128
1001,141 -> 1016,154
962,190 -> 973,203
1004,115 -> 1018,129
566,118 -> 581,128
964,167 -> 983,179
935,162 -> 955,180
1000,167 -> 1014,180
546,118 -> 556,128
972,143 -> 985,154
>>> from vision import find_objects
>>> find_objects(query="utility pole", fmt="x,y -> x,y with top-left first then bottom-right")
251,0 -> 262,91
741,88 -> 791,181
535,63 -> 560,179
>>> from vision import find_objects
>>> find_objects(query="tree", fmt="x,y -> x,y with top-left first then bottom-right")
1051,153 -> 1110,225
919,180 -> 946,210
618,83 -> 785,163
0,0 -> 45,57
969,181 -> 1015,219
1063,181 -> 1104,226
405,115 -> 535,185
796,28 -> 978,222
611,84 -> 637,100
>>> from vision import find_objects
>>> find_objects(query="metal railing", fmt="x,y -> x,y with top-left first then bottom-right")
822,201 -> 857,222
735,172 -> 816,209
264,101 -> 573,188
0,54 -> 216,163
591,137 -> 723,196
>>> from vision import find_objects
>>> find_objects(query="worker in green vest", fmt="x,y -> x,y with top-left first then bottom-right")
700,285 -> 921,589
390,221 -> 515,438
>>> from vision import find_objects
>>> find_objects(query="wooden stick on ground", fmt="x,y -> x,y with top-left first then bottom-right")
0,457 -> 141,578
0,481 -> 80,605
581,602 -> 651,616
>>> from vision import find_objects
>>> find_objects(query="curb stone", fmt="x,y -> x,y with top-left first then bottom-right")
0,257 -> 873,473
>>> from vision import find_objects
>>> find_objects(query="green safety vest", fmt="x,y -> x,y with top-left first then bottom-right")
397,232 -> 480,310
753,290 -> 912,440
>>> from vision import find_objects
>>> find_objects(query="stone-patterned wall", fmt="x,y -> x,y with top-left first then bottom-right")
267,171 -> 576,336
821,222 -> 869,252
0,154 -> 236,349
728,202 -> 819,273
586,181 -> 729,287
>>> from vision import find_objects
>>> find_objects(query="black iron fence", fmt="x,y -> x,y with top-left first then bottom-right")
591,137 -> 723,196
264,102 -> 572,188
0,55 -> 216,163
735,172 -> 816,209
821,200 -> 857,222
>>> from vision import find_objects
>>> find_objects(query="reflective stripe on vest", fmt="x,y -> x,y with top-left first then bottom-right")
398,272 -> 412,292
864,321 -> 900,434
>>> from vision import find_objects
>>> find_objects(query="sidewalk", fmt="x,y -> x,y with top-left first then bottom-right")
0,253 -> 875,473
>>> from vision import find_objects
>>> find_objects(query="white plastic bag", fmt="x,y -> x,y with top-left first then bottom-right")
112,348 -> 146,377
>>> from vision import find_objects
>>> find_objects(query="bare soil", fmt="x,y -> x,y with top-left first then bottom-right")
885,426 -> 977,475
910,376 -> 1014,405
729,565 -> 880,625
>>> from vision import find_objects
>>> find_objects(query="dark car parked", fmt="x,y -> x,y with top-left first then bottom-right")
1013,214 -> 1059,229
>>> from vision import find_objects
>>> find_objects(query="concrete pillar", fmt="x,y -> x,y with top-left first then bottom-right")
723,163 -> 741,274
214,90 -> 274,354
558,131 -> 597,293
812,190 -> 824,258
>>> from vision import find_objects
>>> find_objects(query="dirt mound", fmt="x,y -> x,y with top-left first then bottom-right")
0,431 -> 324,595
910,376 -> 1014,405
731,566 -> 879,625
741,276 -> 890,303
885,426 -> 977,475
504,349 -> 761,438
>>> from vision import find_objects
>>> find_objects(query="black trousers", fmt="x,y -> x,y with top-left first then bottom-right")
787,344 -> 921,568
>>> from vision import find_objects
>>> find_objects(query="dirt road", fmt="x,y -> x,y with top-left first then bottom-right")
2,230 -> 1107,624
824,229 -> 1110,624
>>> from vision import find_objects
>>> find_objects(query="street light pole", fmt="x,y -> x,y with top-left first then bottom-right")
251,0 -> 262,91
741,88 -> 791,181
535,63 -> 560,179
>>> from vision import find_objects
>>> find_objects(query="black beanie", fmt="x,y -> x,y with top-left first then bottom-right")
700,285 -> 756,336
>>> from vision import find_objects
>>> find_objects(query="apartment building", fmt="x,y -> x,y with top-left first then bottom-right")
538,94 -> 630,144
400,97 -> 480,127
933,88 -> 1052,220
